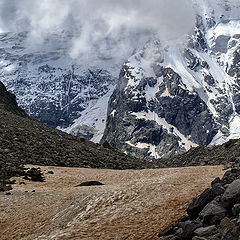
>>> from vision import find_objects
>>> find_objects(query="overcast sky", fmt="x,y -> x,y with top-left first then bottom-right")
0,0 -> 196,60
0,0 -> 197,61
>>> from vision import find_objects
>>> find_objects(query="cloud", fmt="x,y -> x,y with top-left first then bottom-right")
0,0 -> 196,60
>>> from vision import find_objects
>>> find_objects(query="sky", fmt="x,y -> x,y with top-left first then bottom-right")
0,0 -> 196,60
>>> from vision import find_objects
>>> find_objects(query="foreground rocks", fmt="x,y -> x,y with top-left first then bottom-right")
158,163 -> 240,240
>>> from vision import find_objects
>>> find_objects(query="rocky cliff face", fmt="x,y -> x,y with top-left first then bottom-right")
0,30 -> 150,143
102,1 -> 240,158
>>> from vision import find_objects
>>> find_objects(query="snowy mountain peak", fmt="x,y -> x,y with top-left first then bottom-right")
101,2 -> 240,158
1,1 -> 240,159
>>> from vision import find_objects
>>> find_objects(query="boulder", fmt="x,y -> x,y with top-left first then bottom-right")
192,237 -> 208,240
179,221 -> 200,239
0,183 -> 12,192
194,225 -> 217,237
218,217 -> 239,240
221,179 -> 240,207
212,183 -> 225,196
232,203 -> 240,216
187,188 -> 215,219
199,201 -> 227,224
158,235 -> 178,240
75,181 -> 104,187
24,168 -> 45,182
218,217 -> 235,235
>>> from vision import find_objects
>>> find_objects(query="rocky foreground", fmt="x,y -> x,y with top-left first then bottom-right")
158,162 -> 240,240
0,165 -> 223,240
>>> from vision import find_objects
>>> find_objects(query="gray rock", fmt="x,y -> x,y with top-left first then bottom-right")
218,217 -> 236,237
192,237 -> 208,240
212,183 -> 225,196
211,177 -> 221,186
232,204 -> 240,216
158,235 -> 178,240
187,188 -> 216,219
222,179 -> 240,207
199,201 -> 227,224
194,225 -> 217,237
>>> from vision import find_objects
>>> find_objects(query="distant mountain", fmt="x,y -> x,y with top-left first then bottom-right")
1,0 -> 240,160
102,0 -> 240,158
0,30 -> 150,143
0,31 -> 118,142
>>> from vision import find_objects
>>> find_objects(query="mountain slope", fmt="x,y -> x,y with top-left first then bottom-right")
0,81 -> 27,117
0,31 -> 117,141
0,81 -> 160,188
102,1 -> 240,158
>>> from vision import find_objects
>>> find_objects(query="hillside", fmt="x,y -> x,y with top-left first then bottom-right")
0,81 -> 160,189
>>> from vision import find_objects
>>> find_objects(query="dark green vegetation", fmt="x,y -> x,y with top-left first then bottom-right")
0,81 -> 160,190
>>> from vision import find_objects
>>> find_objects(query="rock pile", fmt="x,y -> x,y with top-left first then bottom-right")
158,163 -> 240,240
160,139 -> 240,168
23,168 -> 45,182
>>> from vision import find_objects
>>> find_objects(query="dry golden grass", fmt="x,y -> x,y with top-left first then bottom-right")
0,165 -> 224,240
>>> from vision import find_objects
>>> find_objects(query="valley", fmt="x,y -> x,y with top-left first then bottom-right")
0,165 -> 224,240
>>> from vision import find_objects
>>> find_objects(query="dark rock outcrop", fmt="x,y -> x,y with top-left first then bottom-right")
0,81 -> 27,117
75,181 -> 104,187
24,168 -> 45,182
102,9 -> 240,160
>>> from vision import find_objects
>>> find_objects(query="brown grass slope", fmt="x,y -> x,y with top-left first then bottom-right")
0,165 -> 224,240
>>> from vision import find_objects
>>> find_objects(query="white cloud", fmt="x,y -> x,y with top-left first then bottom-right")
0,0 -> 196,60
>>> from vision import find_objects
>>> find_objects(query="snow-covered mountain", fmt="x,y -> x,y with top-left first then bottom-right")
101,0 -> 240,158
1,0 -> 240,159
0,31 -> 117,141
0,30 -> 150,141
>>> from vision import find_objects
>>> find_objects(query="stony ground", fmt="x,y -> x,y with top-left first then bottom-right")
0,165 -> 224,240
